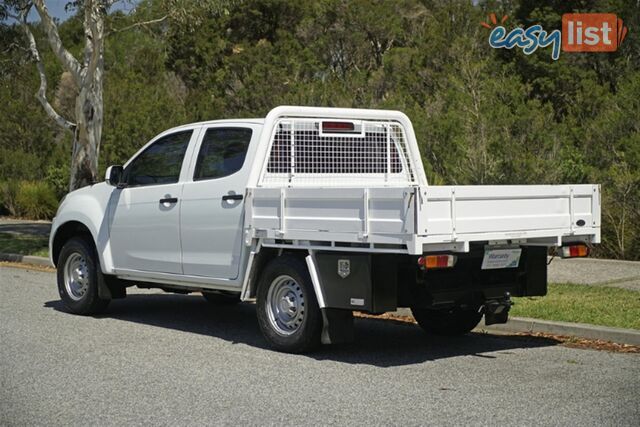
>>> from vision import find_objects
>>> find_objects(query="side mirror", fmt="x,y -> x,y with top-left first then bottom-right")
105,165 -> 123,187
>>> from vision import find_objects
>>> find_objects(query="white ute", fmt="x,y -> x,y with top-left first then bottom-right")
50,106 -> 601,352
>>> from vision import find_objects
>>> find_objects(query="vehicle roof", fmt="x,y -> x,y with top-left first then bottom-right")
166,118 -> 265,132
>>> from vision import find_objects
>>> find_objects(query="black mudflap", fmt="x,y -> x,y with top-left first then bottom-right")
321,308 -> 354,345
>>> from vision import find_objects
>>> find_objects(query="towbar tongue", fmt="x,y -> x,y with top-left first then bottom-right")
482,292 -> 513,326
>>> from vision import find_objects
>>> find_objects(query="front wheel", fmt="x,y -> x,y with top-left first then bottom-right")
256,256 -> 322,353
57,236 -> 110,315
411,306 -> 482,336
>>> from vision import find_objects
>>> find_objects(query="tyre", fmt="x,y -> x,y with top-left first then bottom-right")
411,306 -> 482,336
202,290 -> 241,305
56,236 -> 110,315
256,255 -> 322,353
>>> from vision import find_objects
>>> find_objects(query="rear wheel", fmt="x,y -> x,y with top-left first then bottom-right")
57,236 -> 110,315
256,256 -> 322,353
411,306 -> 482,336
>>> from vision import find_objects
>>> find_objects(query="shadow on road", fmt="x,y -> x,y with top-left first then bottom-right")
44,293 -> 560,367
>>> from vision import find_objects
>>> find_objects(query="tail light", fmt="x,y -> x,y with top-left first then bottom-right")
560,244 -> 589,258
418,254 -> 457,270
321,121 -> 356,133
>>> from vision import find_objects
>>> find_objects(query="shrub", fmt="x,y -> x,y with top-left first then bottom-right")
0,180 -> 20,216
0,148 -> 43,182
15,181 -> 58,220
45,164 -> 70,200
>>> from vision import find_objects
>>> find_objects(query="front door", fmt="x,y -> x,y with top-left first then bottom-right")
180,126 -> 255,279
109,130 -> 193,274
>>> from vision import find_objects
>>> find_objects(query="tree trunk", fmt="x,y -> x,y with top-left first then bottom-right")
69,85 -> 103,190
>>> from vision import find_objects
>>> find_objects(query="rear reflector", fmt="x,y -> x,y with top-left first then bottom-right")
322,121 -> 355,133
561,244 -> 589,258
418,255 -> 457,269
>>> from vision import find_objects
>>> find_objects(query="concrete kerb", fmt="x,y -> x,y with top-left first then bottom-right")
476,316 -> 640,346
393,308 -> 640,346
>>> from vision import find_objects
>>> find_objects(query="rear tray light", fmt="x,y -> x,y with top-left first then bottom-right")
560,244 -> 589,258
321,121 -> 356,133
418,254 -> 457,269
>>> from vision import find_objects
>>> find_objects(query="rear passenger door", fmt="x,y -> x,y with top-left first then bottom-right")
180,126 -> 256,279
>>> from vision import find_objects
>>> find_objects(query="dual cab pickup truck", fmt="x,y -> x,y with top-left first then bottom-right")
50,106 -> 601,353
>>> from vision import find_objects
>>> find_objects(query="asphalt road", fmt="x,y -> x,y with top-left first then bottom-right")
1,265 -> 639,426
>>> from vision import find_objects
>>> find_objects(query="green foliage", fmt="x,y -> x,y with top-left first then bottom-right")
0,0 -> 638,259
0,180 -> 20,216
45,163 -> 71,200
0,148 -> 43,183
15,181 -> 58,220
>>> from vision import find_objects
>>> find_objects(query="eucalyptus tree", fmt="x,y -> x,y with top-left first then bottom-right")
0,0 -> 195,190
1,0 -> 116,190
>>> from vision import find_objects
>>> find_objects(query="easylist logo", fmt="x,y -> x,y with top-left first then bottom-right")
562,13 -> 624,52
482,13 -> 628,60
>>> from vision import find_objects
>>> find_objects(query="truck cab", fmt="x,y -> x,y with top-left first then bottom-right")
50,106 -> 600,353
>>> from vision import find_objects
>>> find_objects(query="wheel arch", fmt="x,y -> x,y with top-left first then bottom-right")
244,247 -> 307,300
49,183 -> 116,272
52,219 -> 123,301
51,221 -> 95,267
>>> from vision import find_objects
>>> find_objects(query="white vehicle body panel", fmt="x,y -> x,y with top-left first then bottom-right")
245,184 -> 600,255
107,126 -> 200,274
248,187 -> 414,242
49,182 -> 117,272
109,182 -> 184,273
417,184 -> 600,245
179,123 -> 262,279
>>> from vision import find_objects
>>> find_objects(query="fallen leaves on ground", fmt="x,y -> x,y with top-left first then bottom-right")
0,261 -> 55,272
354,311 -> 640,354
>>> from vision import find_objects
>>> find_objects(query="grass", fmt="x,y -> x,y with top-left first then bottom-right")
511,283 -> 640,330
0,232 -> 49,257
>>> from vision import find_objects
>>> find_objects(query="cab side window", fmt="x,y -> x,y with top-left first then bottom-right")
194,127 -> 253,181
124,130 -> 192,187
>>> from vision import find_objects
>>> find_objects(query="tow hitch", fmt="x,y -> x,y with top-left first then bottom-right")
482,292 -> 513,325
